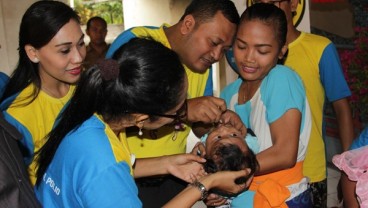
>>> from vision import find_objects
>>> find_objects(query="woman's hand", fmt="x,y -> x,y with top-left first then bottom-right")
202,169 -> 251,194
204,174 -> 254,207
163,169 -> 252,208
166,153 -> 206,183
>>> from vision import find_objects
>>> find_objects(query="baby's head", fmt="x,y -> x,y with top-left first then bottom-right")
203,124 -> 259,196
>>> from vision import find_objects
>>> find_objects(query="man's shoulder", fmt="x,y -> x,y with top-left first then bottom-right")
288,32 -> 333,59
123,25 -> 163,38
300,32 -> 332,46
129,25 -> 169,44
107,25 -> 167,58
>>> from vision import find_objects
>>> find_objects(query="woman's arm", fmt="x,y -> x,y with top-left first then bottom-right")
133,154 -> 206,183
163,170 -> 250,208
256,109 -> 301,175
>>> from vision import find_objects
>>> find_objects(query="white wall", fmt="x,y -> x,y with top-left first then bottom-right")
0,0 -> 9,74
123,0 -> 191,29
0,0 -> 70,76
0,0 -> 35,75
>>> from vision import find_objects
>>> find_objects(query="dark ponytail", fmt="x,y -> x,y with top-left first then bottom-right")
36,38 -> 186,185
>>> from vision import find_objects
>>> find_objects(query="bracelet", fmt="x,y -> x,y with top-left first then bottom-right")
190,180 -> 208,201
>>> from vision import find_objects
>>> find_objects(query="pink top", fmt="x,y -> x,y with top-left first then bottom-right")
332,146 -> 368,207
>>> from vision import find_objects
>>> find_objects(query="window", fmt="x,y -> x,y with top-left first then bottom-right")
70,0 -> 123,25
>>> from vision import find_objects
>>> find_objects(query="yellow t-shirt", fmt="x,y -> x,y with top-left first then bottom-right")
4,84 -> 75,184
95,114 -> 133,175
285,32 -> 331,183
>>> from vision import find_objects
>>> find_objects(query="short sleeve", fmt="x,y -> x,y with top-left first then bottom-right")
203,68 -> 213,96
319,43 -> 351,102
262,66 -> 306,123
80,162 -> 141,208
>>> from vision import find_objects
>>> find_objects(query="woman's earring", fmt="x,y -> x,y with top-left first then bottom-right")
137,121 -> 144,136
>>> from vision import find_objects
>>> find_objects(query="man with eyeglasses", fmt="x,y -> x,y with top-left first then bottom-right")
252,0 -> 354,207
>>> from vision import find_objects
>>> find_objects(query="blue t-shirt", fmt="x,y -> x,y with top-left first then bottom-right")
221,65 -> 311,206
35,115 -> 141,208
221,65 -> 310,163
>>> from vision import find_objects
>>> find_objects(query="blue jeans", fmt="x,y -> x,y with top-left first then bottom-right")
286,188 -> 313,208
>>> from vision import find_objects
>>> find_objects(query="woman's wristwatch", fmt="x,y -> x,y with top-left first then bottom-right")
191,180 -> 208,201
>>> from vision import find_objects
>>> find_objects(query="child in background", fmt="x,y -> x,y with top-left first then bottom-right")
333,127 -> 368,208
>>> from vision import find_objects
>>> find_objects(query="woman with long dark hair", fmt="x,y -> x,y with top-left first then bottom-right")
0,1 -> 85,185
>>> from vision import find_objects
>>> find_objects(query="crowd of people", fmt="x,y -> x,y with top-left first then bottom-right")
0,0 -> 365,208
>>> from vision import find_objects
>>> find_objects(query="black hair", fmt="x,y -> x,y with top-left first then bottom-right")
0,1 -> 80,105
35,38 -> 186,185
86,16 -> 107,30
180,0 -> 239,25
204,143 -> 259,197
240,3 -> 287,50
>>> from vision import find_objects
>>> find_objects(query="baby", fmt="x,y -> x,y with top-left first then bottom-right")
194,124 -> 259,199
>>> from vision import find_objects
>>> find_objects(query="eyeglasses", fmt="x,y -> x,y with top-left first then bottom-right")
148,100 -> 188,124
252,0 -> 290,7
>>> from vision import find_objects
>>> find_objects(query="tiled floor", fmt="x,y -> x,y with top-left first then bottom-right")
327,163 -> 343,208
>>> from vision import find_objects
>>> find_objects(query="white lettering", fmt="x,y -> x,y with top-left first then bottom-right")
43,174 -> 61,196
